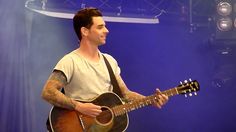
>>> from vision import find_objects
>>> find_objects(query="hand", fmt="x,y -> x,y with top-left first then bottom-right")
153,88 -> 169,109
74,102 -> 102,118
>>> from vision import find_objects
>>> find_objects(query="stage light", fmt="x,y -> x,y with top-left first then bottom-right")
215,0 -> 236,40
217,17 -> 233,31
217,2 -> 232,16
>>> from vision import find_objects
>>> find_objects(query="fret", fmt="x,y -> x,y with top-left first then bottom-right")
112,80 -> 199,117
113,91 -> 171,116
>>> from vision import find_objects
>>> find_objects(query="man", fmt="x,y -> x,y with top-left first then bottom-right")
42,7 -> 168,131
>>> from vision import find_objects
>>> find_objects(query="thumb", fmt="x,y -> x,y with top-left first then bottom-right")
156,88 -> 161,94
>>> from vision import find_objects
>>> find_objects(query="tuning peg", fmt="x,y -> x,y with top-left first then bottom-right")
189,93 -> 192,96
189,78 -> 192,81
180,81 -> 183,84
188,89 -> 192,93
184,80 -> 188,83
185,94 -> 187,98
194,92 -> 197,95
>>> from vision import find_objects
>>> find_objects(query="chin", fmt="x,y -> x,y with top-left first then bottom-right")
102,40 -> 106,44
99,42 -> 106,46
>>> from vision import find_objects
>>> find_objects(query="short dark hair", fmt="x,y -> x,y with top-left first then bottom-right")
73,7 -> 102,41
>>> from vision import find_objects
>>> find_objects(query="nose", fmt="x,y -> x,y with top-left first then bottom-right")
104,27 -> 109,34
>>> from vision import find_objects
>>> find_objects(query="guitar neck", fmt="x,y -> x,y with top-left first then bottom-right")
112,87 -> 179,116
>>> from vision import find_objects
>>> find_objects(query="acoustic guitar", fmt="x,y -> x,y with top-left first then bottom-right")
49,79 -> 199,132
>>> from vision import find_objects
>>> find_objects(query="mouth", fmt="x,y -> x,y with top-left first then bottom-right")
101,36 -> 107,40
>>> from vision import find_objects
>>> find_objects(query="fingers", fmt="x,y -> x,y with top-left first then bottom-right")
155,101 -> 162,109
156,88 -> 161,94
86,103 -> 102,117
154,88 -> 169,109
87,105 -> 102,117
155,95 -> 164,109
89,109 -> 102,118
75,102 -> 102,118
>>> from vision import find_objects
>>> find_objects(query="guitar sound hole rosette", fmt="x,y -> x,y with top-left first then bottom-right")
95,106 -> 114,126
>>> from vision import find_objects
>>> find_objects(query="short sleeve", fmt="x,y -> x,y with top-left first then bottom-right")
54,55 -> 74,83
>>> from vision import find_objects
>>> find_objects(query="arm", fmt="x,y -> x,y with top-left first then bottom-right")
41,70 -> 76,109
115,75 -> 145,101
116,75 -> 168,108
41,70 -> 101,117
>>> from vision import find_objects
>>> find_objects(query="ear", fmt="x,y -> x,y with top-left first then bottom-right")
81,27 -> 89,37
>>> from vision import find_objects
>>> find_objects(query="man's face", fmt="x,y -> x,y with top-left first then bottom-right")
87,16 -> 109,45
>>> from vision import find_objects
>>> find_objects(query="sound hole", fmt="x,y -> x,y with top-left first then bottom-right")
96,106 -> 113,125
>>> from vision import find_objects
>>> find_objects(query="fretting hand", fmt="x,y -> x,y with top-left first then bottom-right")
153,88 -> 169,109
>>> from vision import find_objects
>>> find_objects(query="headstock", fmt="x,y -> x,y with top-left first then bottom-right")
177,79 -> 200,97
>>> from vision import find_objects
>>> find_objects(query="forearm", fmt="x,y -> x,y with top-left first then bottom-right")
116,75 -> 145,102
123,90 -> 145,102
42,80 -> 76,110
41,70 -> 77,110
42,79 -> 102,117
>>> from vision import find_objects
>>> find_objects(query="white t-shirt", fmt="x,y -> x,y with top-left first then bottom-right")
54,49 -> 121,101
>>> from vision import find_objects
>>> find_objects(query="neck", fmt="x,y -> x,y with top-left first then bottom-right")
78,40 -> 100,62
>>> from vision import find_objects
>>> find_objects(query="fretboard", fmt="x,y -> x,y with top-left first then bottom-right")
112,87 -> 179,116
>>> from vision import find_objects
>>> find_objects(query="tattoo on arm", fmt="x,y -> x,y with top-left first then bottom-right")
41,70 -> 76,110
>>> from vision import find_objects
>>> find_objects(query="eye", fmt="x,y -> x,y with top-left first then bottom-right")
97,26 -> 104,29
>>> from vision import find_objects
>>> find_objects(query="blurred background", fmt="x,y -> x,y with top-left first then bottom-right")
1,0 -> 236,131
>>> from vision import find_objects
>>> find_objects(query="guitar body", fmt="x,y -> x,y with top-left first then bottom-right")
49,92 -> 129,132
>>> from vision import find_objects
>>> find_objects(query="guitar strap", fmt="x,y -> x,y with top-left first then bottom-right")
102,54 -> 124,98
